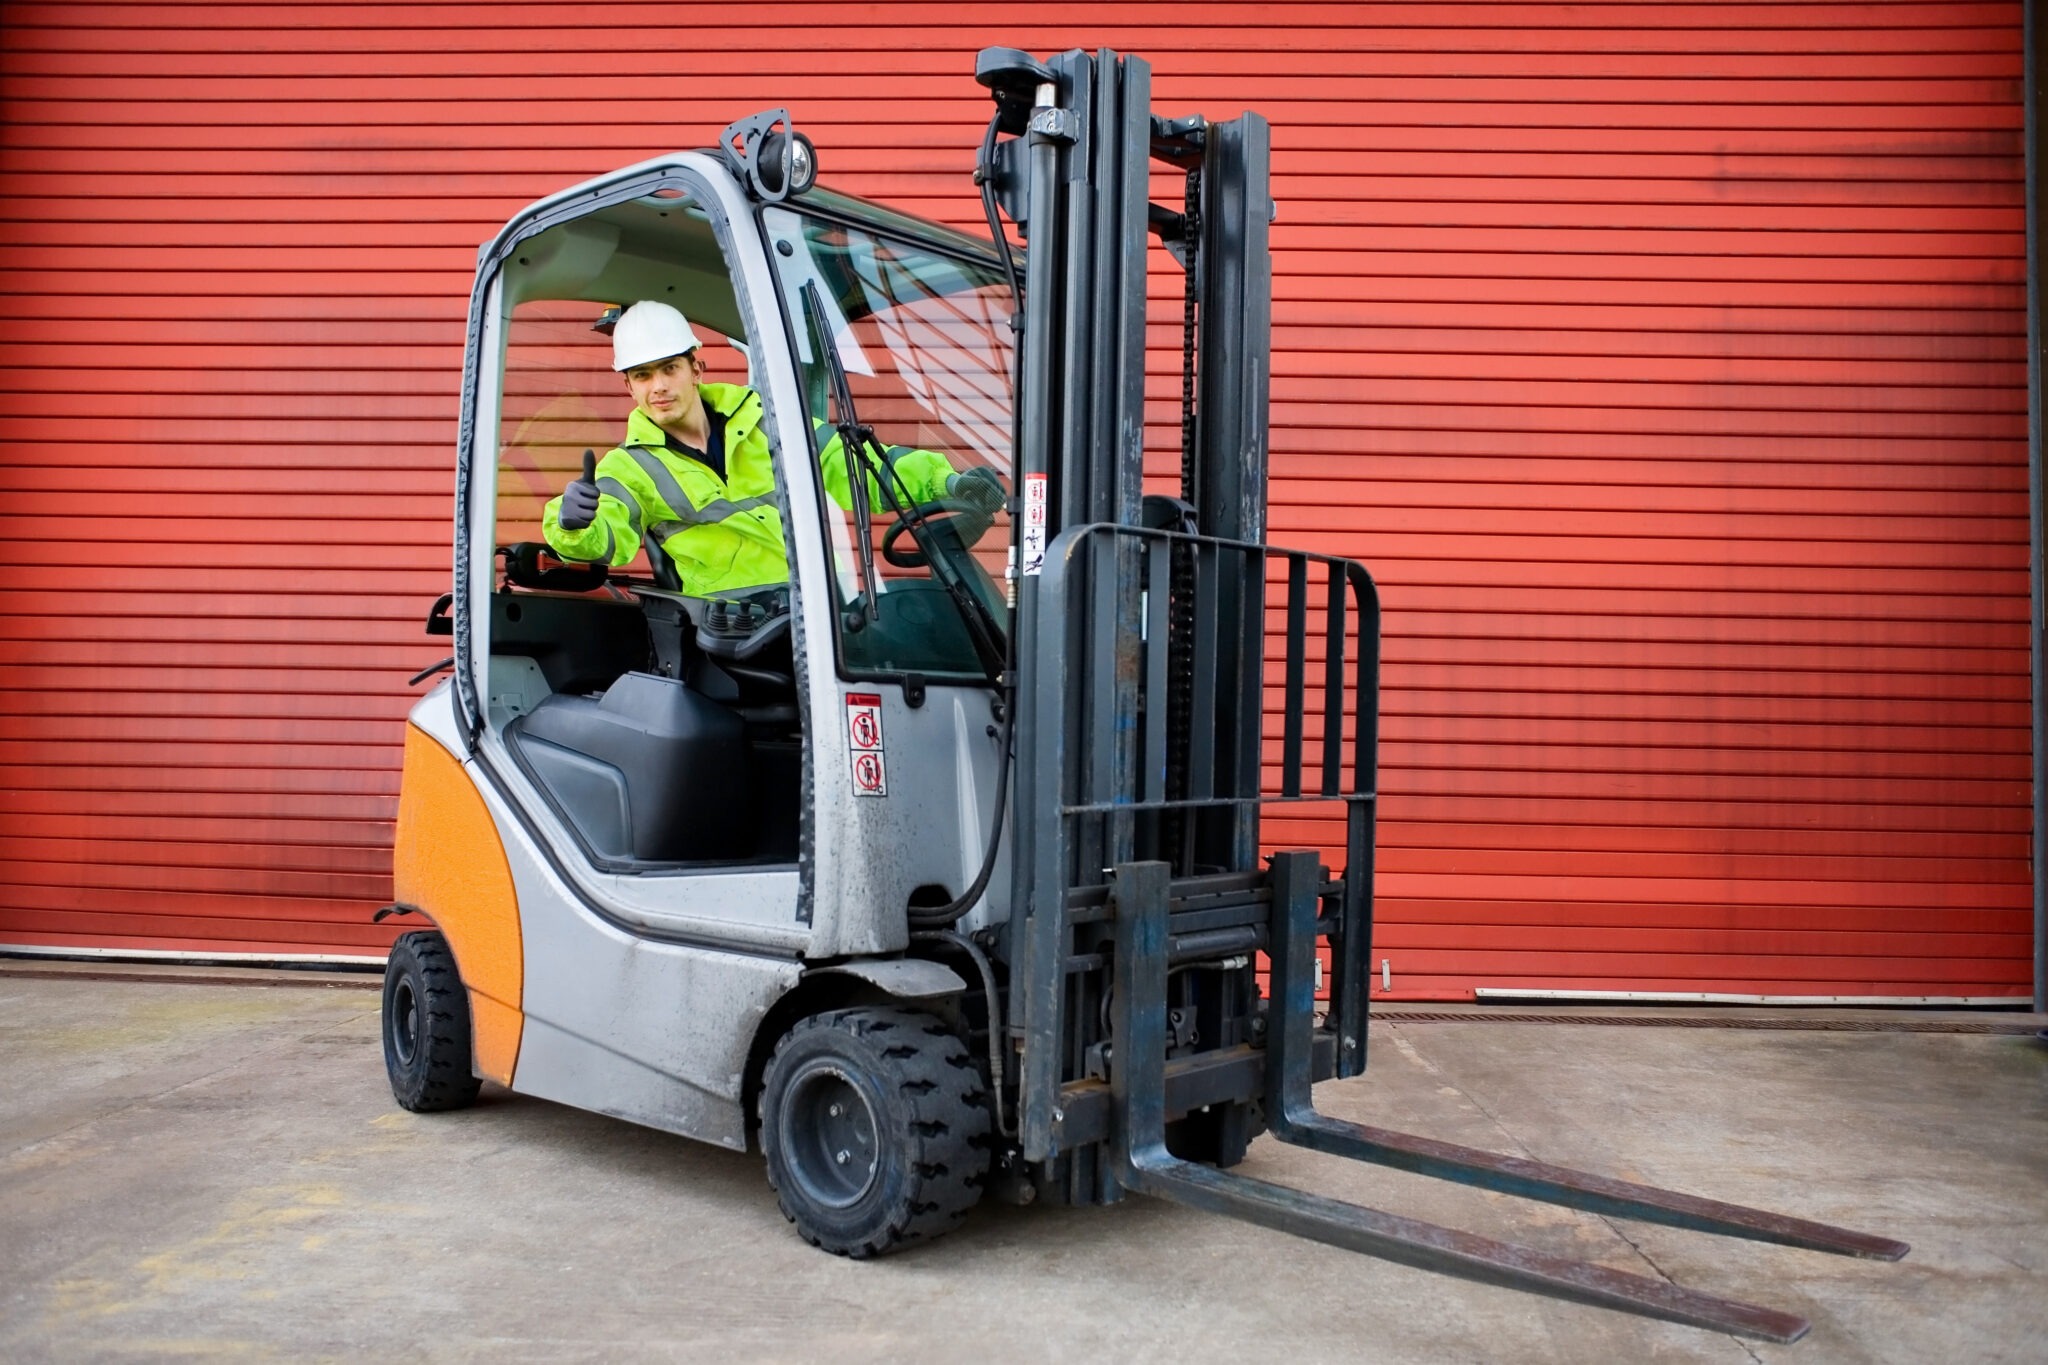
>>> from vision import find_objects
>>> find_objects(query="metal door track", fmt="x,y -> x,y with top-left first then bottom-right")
1382,1011 -> 2042,1035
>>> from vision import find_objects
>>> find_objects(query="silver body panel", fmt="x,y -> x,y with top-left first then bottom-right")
808,682 -> 1011,944
411,685 -> 802,1149
812,958 -> 970,1000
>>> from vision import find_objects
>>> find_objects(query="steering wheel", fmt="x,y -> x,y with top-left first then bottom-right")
881,500 -> 988,569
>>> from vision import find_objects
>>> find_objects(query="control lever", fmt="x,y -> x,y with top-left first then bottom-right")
695,593 -> 792,663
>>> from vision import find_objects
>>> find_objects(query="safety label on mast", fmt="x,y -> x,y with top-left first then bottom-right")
1020,472 -> 1048,576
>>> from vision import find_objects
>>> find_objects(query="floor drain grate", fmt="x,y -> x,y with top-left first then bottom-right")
1378,1012 -> 2043,1035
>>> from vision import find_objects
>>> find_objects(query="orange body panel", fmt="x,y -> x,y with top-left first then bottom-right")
392,723 -> 523,1083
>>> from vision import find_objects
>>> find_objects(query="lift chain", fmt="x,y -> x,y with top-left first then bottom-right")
1165,165 -> 1203,872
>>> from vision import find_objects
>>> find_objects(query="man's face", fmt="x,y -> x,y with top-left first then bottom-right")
623,351 -> 703,424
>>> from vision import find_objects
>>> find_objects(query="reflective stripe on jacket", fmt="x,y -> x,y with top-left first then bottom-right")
542,382 -> 956,596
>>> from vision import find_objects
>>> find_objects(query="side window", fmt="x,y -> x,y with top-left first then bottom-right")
496,299 -> 753,572
496,299 -> 627,555
482,189 -> 807,874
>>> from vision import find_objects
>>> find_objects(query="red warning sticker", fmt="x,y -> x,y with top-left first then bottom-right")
1021,472 -> 1049,576
852,749 -> 888,797
847,692 -> 883,751
847,692 -> 886,797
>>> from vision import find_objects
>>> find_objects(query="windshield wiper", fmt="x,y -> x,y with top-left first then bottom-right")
801,281 -> 1006,681
803,281 -> 884,624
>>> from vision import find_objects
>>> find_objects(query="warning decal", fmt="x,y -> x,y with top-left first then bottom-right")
846,692 -> 886,797
852,750 -> 888,797
1021,472 -> 1049,576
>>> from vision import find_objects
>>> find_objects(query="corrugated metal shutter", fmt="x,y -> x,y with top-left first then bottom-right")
1281,2 -> 2032,1001
0,3 -> 2029,996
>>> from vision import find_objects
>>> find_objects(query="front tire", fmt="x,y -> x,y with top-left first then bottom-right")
760,1007 -> 991,1257
382,931 -> 482,1113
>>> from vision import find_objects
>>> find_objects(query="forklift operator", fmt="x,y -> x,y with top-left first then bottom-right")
542,300 -> 1005,597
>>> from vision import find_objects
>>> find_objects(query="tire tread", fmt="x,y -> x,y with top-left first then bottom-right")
383,931 -> 482,1114
763,1005 -> 992,1258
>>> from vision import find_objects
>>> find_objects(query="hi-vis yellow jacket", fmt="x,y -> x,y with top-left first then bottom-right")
542,382 -> 956,596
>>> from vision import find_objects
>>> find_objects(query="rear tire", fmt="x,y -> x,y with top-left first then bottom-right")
760,1007 -> 990,1257
382,931 -> 482,1113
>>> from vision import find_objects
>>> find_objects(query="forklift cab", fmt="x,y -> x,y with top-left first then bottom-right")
457,156 -> 1017,953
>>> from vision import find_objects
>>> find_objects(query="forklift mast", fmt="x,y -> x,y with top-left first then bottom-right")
977,42 -> 1377,1187
971,49 -> 1903,1342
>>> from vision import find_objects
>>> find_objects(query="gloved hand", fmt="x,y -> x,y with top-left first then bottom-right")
559,450 -> 601,530
946,466 -> 1006,518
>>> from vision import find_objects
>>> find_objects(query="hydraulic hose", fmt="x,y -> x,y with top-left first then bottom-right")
910,928 -> 1013,1138
904,109 -> 1027,932
977,111 -> 1024,306
904,703 -> 1013,929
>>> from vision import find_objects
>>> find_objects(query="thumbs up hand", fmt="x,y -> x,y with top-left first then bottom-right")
559,450 -> 601,530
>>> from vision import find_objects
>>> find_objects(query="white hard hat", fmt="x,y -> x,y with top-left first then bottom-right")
611,300 -> 701,372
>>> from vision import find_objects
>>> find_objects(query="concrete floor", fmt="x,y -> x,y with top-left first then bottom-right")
0,964 -> 2043,1364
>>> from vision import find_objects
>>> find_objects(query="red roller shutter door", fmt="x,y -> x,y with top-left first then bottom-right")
1274,4 -> 2030,1000
0,4 -> 2030,997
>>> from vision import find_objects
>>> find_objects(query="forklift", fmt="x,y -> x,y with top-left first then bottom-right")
380,47 -> 1905,1343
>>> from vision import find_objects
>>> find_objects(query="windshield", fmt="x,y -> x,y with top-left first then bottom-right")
764,204 -> 1014,681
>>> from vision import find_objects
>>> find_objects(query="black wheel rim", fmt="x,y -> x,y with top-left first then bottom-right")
390,976 -> 420,1068
781,1064 -> 878,1208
